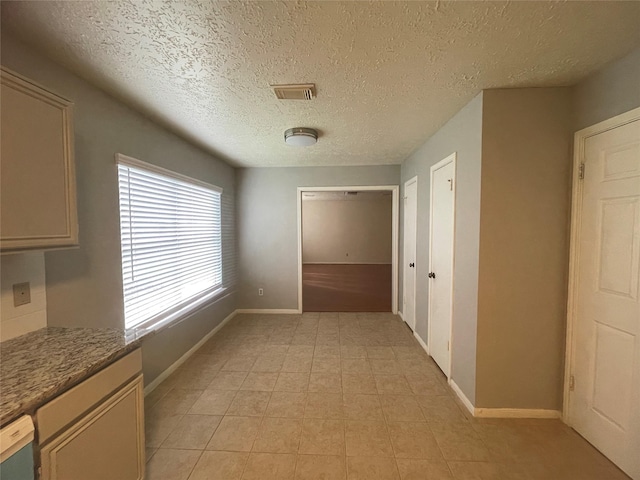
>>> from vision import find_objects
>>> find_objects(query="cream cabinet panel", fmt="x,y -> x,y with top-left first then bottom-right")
1,67 -> 78,252
39,375 -> 145,480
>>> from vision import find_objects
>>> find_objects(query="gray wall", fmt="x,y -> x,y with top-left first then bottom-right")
400,93 -> 483,405
573,46 -> 640,131
302,196 -> 392,264
1,33 -> 238,384
476,88 -> 572,410
236,166 -> 400,310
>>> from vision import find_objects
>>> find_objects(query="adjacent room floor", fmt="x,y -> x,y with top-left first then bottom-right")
302,264 -> 392,312
144,313 -> 629,480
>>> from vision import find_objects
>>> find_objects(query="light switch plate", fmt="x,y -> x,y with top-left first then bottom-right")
13,282 -> 31,307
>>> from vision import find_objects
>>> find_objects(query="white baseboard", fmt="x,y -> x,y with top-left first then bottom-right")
413,331 -> 429,355
473,408 -> 562,419
449,379 -> 475,416
235,309 -> 300,314
144,309 -> 237,396
397,310 -> 404,321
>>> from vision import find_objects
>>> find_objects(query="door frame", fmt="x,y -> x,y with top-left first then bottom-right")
403,176 -> 418,330
297,185 -> 400,314
563,106 -> 640,424
427,153 -> 457,379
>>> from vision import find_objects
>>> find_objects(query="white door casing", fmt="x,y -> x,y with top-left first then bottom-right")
403,177 -> 418,331
566,108 -> 640,480
428,153 -> 456,378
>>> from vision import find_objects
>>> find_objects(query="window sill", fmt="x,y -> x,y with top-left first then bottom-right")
125,287 -> 230,341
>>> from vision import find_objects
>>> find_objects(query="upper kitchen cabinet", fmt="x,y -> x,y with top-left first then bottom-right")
1,67 -> 78,252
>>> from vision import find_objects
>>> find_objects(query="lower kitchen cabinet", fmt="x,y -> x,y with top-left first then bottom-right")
36,350 -> 144,480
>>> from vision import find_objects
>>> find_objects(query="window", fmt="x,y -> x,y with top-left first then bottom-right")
116,154 -> 223,333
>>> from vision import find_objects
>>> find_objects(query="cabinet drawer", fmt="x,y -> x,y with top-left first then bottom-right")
40,375 -> 144,480
37,349 -> 141,444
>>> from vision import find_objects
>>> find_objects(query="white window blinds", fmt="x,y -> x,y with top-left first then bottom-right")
117,155 -> 223,332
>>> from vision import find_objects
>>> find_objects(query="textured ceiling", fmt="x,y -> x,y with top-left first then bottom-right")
2,1 -> 640,167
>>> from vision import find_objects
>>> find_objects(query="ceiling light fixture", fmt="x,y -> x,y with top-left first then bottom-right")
284,127 -> 318,147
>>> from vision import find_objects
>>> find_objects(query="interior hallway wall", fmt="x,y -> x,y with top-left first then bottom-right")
476,88 -> 572,410
1,33 -> 238,384
400,93 -> 484,405
302,196 -> 392,264
236,166 -> 400,311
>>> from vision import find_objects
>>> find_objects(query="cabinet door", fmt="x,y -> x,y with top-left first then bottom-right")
40,375 -> 145,480
0,67 -> 78,252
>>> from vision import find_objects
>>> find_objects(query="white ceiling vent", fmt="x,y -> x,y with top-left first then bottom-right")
271,83 -> 315,100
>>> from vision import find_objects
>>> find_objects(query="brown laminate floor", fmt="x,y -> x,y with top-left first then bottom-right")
302,264 -> 392,312
144,312 -> 630,480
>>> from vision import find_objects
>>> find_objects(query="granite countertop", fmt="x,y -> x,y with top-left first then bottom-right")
0,327 -> 142,427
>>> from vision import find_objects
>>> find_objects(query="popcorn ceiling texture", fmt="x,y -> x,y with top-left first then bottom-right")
2,1 -> 639,167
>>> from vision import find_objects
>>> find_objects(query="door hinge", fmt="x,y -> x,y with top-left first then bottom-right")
578,163 -> 585,180
569,375 -> 575,391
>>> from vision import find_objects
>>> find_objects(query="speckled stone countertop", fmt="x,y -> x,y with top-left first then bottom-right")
0,327 -> 142,427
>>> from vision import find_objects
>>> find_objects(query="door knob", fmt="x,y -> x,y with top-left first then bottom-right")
428,272 -> 436,278
409,263 -> 415,268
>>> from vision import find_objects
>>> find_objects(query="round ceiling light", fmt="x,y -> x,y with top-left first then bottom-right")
284,127 -> 318,146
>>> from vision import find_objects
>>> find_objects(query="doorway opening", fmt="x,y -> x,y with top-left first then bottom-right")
297,186 -> 399,313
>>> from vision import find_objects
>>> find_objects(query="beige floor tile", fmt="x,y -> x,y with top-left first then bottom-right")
340,346 -> 368,358
206,416 -> 261,452
309,373 -> 342,393
275,372 -> 310,392
417,396 -> 468,424
242,453 -> 297,480
170,369 -> 218,390
446,461 -> 503,480
145,385 -> 172,410
145,448 -> 201,480
209,371 -> 248,391
222,356 -> 258,372
387,421 -> 442,459
227,390 -> 272,416
366,346 -> 396,359
405,374 -> 449,396
253,418 -> 303,454
267,392 -> 308,418
241,372 -> 279,391
146,447 -> 157,463
375,375 -> 412,394
342,393 -> 384,420
315,346 -> 341,357
288,345 -> 315,356
292,334 -> 317,346
252,354 -> 286,373
345,420 -> 394,457
340,358 -> 371,374
396,459 -> 453,479
312,356 -> 341,373
263,345 -> 290,356
190,390 -> 237,415
305,393 -> 345,419
282,355 -> 313,373
152,388 -> 204,415
430,423 -> 492,462
146,413 -> 183,448
298,418 -> 345,455
346,456 -> 400,480
189,451 -> 249,480
316,335 -> 341,347
370,358 -> 403,374
380,395 -> 425,422
341,374 -> 378,394
295,454 -> 346,480
161,414 -> 222,449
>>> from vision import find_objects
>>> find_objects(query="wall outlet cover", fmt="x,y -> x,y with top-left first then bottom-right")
13,282 -> 31,307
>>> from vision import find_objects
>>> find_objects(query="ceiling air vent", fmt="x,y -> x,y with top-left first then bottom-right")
271,83 -> 315,100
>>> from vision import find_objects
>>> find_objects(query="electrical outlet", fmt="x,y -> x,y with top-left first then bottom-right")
258,288 -> 264,296
13,282 -> 31,307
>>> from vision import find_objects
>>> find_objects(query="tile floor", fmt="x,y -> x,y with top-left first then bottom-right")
144,313 -> 629,480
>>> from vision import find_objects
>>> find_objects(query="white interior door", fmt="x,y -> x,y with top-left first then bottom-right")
403,177 -> 417,331
570,116 -> 640,479
428,154 -> 456,378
